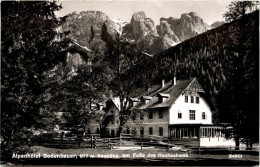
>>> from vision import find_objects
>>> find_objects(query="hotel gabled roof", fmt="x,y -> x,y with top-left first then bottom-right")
132,78 -> 195,110
151,78 -> 195,108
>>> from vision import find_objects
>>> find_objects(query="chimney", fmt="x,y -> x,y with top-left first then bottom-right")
161,79 -> 165,88
174,76 -> 177,86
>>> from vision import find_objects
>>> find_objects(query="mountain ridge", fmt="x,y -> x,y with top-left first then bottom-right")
56,10 -> 224,76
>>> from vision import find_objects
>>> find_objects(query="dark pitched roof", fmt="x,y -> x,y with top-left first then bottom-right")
151,78 -> 195,108
132,78 -> 195,110
137,82 -> 172,97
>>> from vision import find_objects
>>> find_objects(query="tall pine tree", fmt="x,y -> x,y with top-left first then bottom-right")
1,1 -> 69,160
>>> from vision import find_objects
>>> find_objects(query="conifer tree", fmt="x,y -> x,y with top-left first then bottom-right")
1,1 -> 69,160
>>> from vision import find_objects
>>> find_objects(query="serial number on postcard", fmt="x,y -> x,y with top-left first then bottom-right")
228,154 -> 243,159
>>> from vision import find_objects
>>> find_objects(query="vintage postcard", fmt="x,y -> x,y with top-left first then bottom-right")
1,0 -> 259,166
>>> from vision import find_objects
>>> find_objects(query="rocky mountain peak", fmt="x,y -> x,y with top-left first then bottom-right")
112,19 -> 128,35
130,11 -> 146,23
157,11 -> 208,47
124,11 -> 158,40
62,10 -> 118,47
181,12 -> 204,25
65,11 -> 110,23
179,12 -> 207,34
57,11 -> 120,77
59,10 -> 222,64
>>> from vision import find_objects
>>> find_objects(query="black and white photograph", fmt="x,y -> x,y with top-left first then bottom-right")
1,0 -> 259,166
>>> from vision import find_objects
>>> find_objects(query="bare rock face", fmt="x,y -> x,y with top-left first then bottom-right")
157,12 -> 208,45
156,18 -> 181,47
56,11 -> 119,77
124,11 -> 158,40
112,19 -> 128,35
58,10 -> 217,62
123,11 -> 181,54
62,11 -> 117,48
178,12 -> 208,41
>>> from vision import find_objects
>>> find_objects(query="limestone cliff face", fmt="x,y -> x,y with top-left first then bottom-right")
57,10 -> 219,68
61,10 -> 213,55
55,11 -> 118,76
62,11 -> 117,48
156,18 -> 180,49
178,12 -> 208,39
157,12 -> 208,46
124,11 -> 158,41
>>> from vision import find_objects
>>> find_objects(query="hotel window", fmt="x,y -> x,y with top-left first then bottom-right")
149,111 -> 153,119
158,111 -> 163,119
185,96 -> 188,103
202,112 -> 206,120
191,96 -> 194,103
149,127 -> 153,135
159,127 -> 163,136
189,110 -> 196,120
178,111 -> 182,119
196,97 -> 199,104
140,127 -> 144,136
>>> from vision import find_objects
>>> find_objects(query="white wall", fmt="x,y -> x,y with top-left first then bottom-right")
169,94 -> 212,124
200,137 -> 247,147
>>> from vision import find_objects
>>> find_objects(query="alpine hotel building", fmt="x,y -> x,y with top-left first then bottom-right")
129,77 -> 215,139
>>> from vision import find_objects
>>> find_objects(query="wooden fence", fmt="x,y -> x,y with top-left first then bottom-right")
31,133 -> 259,154
31,133 -> 172,150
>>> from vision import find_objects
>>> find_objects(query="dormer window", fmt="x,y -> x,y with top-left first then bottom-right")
142,96 -> 152,104
130,98 -> 140,107
158,93 -> 170,103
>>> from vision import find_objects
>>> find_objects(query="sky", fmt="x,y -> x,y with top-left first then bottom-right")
55,1 -> 233,25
